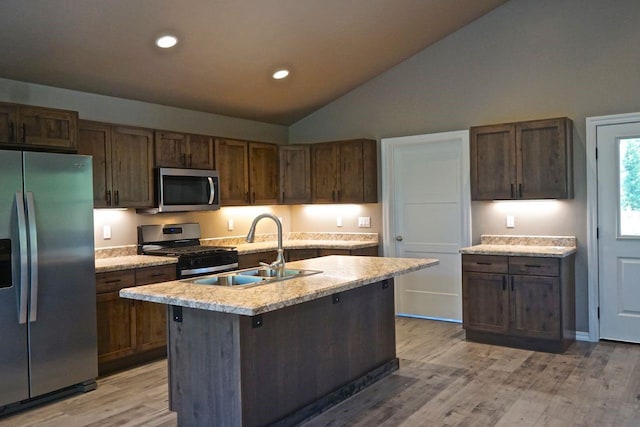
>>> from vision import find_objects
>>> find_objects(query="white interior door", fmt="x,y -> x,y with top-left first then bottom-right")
382,131 -> 471,322
597,121 -> 640,343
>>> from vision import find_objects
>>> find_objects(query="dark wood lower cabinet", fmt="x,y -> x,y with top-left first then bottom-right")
462,254 -> 575,353
240,245 -> 379,268
168,279 -> 396,426
96,264 -> 176,375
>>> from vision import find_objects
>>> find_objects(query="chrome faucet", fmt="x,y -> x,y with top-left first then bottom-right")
246,213 -> 286,277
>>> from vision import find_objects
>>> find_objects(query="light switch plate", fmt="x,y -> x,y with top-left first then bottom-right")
103,225 -> 112,239
227,219 -> 234,231
336,216 -> 343,227
358,217 -> 371,228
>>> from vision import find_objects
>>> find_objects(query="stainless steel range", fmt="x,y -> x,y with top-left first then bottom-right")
138,223 -> 238,278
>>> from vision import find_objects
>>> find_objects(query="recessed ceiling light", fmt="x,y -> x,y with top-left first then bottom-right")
272,69 -> 290,80
155,35 -> 178,49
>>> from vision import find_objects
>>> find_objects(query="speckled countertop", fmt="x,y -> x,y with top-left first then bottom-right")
119,255 -> 437,316
95,232 -> 378,273
95,255 -> 177,273
460,235 -> 577,258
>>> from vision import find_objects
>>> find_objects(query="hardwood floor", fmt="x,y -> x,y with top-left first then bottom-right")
1,318 -> 639,426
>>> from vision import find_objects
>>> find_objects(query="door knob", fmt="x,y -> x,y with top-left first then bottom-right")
395,236 -> 403,241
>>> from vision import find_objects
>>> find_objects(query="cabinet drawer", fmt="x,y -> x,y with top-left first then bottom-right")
135,264 -> 177,285
509,257 -> 560,277
462,255 -> 508,273
96,270 -> 135,294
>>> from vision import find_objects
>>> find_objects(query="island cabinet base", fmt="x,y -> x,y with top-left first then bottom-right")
168,279 -> 397,427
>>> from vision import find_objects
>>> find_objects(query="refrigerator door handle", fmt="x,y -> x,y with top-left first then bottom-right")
15,192 -> 29,324
26,191 -> 39,323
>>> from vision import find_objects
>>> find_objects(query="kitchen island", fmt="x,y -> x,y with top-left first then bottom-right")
120,255 -> 437,426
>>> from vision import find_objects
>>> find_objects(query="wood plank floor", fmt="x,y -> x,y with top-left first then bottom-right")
1,318 -> 639,426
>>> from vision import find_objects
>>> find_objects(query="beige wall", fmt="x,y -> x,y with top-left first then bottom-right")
288,0 -> 640,333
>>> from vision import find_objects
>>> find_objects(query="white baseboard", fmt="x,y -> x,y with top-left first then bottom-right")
575,331 -> 592,342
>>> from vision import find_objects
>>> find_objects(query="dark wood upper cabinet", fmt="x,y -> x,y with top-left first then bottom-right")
470,117 -> 573,200
280,145 -> 311,204
215,138 -> 250,205
0,102 -> 78,151
78,120 -> 154,208
154,131 -> 214,169
215,138 -> 278,206
248,142 -> 279,205
311,139 -> 378,204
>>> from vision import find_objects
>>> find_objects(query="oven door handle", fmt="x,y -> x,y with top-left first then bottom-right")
207,177 -> 215,205
181,263 -> 239,277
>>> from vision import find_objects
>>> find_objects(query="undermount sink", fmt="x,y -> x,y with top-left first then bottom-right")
183,267 -> 322,288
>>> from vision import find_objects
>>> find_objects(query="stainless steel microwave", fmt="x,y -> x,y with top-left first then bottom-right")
156,167 -> 220,212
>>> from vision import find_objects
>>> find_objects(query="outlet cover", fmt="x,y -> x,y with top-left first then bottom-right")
227,219 -> 234,231
103,225 -> 112,239
358,217 -> 371,228
506,215 -> 515,228
336,216 -> 343,227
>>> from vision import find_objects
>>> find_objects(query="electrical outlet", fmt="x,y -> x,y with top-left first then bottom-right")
506,215 -> 515,228
227,219 -> 234,231
103,225 -> 112,240
358,217 -> 371,228
336,216 -> 343,227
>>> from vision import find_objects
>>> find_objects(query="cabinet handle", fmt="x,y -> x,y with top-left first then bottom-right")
105,279 -> 121,284
106,190 -> 112,206
518,183 -> 523,198
9,122 -> 14,141
21,123 -> 26,143
150,273 -> 165,277
189,154 -> 193,167
245,192 -> 250,203
510,183 -> 515,198
476,262 -> 492,266
182,153 -> 187,166
115,190 -> 120,206
252,192 -> 256,204
524,264 -> 542,268
502,276 -> 506,291
281,192 -> 285,203
336,190 -> 340,201
510,276 -> 514,291
332,190 -> 336,202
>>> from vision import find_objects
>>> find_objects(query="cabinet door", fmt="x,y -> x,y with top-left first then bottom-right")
187,134 -> 215,169
111,126 -> 154,207
311,143 -> 338,203
96,292 -> 136,363
155,131 -> 188,168
510,275 -> 561,340
249,142 -> 279,205
279,145 -> 311,204
238,251 -> 278,269
470,124 -> 516,200
338,140 -> 365,203
462,272 -> 509,334
285,248 -> 318,261
516,118 -> 572,199
215,138 -> 249,205
78,120 -> 112,208
17,106 -> 78,150
135,301 -> 167,352
0,104 -> 17,145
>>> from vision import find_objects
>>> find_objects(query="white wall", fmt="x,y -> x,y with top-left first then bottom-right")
0,78 -> 288,143
288,0 -> 640,333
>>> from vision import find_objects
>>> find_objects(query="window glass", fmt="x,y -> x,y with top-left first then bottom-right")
619,138 -> 640,236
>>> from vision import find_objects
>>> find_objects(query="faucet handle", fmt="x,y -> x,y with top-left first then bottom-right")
259,262 -> 271,268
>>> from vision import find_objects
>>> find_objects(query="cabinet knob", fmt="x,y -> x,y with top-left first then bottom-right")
395,236 -> 403,242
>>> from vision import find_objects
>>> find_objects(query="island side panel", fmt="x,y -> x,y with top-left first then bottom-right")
239,279 -> 396,426
168,307 -> 243,426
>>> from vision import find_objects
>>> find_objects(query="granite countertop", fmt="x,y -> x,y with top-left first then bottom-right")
119,255 -> 438,316
95,255 -> 178,273
459,235 -> 577,258
231,239 -> 377,254
95,232 -> 379,272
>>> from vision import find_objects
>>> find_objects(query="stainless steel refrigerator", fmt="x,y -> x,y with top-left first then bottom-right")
0,149 -> 97,412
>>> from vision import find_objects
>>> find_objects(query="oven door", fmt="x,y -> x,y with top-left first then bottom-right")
178,252 -> 239,279
157,168 -> 220,212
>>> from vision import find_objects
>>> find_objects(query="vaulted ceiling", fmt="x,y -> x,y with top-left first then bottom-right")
0,0 -> 508,125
